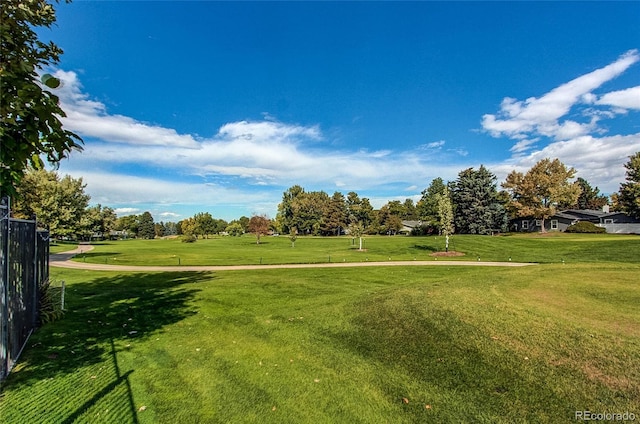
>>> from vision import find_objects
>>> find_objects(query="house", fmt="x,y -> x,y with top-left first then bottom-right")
400,220 -> 423,235
511,207 -> 640,234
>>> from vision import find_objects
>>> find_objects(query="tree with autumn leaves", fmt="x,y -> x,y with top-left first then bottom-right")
502,158 -> 581,232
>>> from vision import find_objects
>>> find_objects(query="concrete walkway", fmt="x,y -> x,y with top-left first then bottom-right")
50,245 -> 536,272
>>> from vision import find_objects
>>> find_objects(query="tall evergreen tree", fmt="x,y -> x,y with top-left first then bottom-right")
618,152 -> 640,219
450,165 -> 508,234
574,177 -> 609,210
322,191 -> 347,235
138,212 -> 155,239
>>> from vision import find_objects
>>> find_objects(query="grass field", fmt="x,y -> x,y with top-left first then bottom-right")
1,234 -> 639,423
70,233 -> 640,265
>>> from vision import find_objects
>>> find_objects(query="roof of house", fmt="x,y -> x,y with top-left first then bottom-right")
561,209 -> 616,218
401,220 -> 422,228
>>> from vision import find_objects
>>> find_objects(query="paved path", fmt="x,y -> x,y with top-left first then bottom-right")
50,245 -> 536,272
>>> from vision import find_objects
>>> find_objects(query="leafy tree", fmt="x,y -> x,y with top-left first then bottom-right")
115,214 -> 140,237
618,152 -> 640,219
225,222 -> 244,237
1,0 -> 83,197
436,186 -> 454,251
276,185 -> 305,234
138,211 -> 155,239
349,221 -> 365,250
237,216 -> 250,233
289,227 -> 298,247
417,177 -> 447,230
154,222 -> 165,238
376,204 -> 403,235
502,158 -> 581,232
13,168 -> 89,239
214,218 -> 228,234
193,212 -> 216,238
248,214 -> 270,244
80,204 -> 116,240
289,190 -> 329,235
450,165 -> 508,234
574,177 -> 608,210
180,217 -> 196,237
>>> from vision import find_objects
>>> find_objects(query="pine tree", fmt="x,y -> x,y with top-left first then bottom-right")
618,152 -> 640,219
450,165 -> 507,234
138,212 -> 155,239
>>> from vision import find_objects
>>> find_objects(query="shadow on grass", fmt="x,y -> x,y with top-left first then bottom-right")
1,271 -> 211,423
75,251 -> 123,260
411,244 -> 438,252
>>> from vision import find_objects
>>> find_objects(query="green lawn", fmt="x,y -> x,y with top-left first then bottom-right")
1,235 -> 639,423
71,232 -> 640,266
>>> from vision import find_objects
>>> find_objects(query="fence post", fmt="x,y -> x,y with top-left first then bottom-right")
33,215 -> 39,329
1,197 -> 10,380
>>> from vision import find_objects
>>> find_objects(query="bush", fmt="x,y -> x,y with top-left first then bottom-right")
566,221 -> 606,233
181,234 -> 197,243
38,279 -> 65,325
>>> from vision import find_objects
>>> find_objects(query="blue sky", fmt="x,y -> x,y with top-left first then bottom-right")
40,1 -> 640,221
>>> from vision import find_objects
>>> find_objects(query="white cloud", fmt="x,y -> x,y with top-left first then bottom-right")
159,212 -> 180,218
420,140 -> 446,149
482,49 -> 639,141
596,86 -> 640,110
481,50 -> 640,193
114,207 -> 140,215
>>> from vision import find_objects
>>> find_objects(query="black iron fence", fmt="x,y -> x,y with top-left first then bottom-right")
1,197 -> 50,381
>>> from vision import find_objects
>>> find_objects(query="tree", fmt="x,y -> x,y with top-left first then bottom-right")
193,212 -> 216,238
248,214 -> 270,244
450,165 -> 508,234
289,227 -> 298,248
436,186 -> 454,251
13,168 -> 89,239
154,222 -> 165,238
80,204 -> 116,240
376,204 -> 403,235
417,177 -> 447,231
402,199 -> 418,220
502,158 -> 581,232
1,0 -> 83,197
138,212 -> 155,239
346,192 -> 374,232
276,185 -> 305,234
575,177 -> 609,210
349,221 -> 365,251
322,191 -> 347,235
618,152 -> 640,219
225,222 -> 244,237
115,214 -> 140,237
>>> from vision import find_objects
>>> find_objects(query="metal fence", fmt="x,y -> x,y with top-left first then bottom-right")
1,197 -> 50,381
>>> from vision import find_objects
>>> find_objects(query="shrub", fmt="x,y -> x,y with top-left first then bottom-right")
566,221 -> 606,233
181,234 -> 197,243
38,279 -> 65,325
